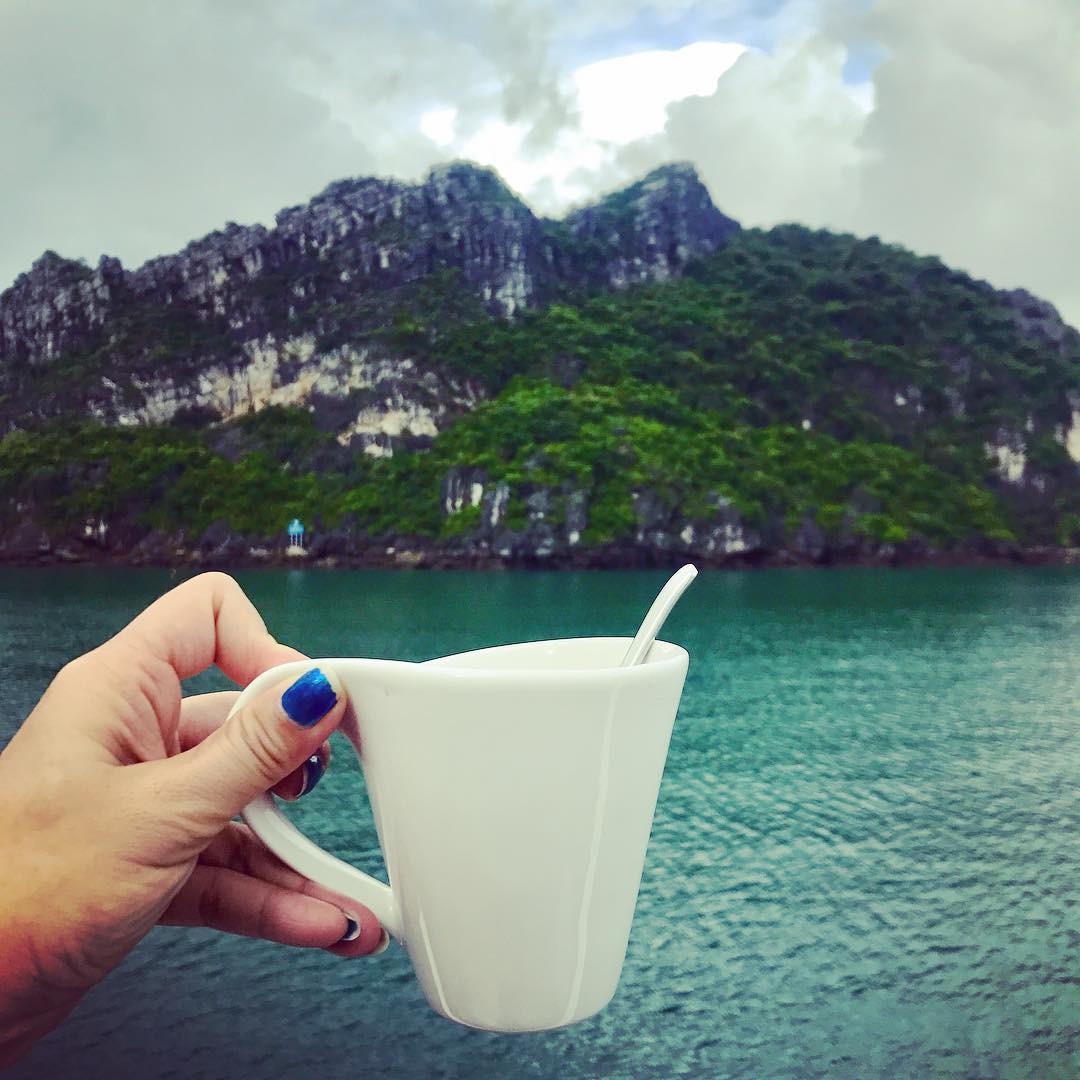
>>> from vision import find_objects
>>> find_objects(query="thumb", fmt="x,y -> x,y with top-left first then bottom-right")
166,666 -> 346,827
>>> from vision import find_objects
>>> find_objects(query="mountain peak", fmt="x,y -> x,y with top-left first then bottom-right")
1,160 -> 741,368
640,161 -> 704,183
564,161 -> 739,286
9,250 -> 92,294
425,159 -> 510,187
423,160 -> 527,211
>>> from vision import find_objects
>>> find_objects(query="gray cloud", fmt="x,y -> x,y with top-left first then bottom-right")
616,33 -> 865,226
2,0 -> 1077,329
0,1 -> 376,280
614,0 -> 1080,324
850,0 -> 1080,324
0,0 -> 597,283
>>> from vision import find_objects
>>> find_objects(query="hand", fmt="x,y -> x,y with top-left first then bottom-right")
0,573 -> 386,1066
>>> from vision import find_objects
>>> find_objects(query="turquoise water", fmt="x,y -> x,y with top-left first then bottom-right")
1,566 -> 1078,1079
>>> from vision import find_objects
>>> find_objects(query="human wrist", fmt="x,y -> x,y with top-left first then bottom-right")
0,923 -> 84,1066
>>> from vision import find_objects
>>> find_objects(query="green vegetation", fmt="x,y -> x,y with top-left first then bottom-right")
1,223 -> 1077,557
0,385 -> 1021,551
0,420 -> 335,537
417,226 -> 1078,453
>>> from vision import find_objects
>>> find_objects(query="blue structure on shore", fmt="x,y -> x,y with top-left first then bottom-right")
287,518 -> 305,551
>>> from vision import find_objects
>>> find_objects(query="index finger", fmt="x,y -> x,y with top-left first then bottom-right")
113,572 -> 305,686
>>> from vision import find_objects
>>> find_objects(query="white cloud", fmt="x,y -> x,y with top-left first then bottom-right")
574,42 -> 747,143
0,1 -> 376,281
604,0 -> 1080,326
420,108 -> 458,147
1,0 -> 1077,332
631,34 -> 872,229
446,40 -> 749,214
849,0 -> 1080,325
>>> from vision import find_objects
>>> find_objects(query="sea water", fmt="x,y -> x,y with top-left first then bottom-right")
1,566 -> 1078,1079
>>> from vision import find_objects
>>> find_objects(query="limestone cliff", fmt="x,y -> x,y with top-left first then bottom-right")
1,160 -> 1077,569
0,161 -> 736,456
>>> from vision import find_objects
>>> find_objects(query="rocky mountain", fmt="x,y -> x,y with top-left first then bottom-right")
0,162 -> 736,456
0,161 -> 1077,568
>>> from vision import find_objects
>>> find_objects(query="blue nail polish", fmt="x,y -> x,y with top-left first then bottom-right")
339,916 -> 361,942
281,668 -> 338,728
296,753 -> 325,798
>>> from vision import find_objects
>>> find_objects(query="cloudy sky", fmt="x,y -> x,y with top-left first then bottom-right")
3,0 -> 1078,325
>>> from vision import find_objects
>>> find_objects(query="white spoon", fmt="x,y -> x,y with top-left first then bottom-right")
620,563 -> 698,667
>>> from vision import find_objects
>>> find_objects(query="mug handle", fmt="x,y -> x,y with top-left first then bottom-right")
227,661 -> 403,941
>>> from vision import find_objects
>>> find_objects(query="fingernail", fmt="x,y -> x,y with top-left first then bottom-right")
281,668 -> 338,728
370,928 -> 390,956
339,915 -> 362,943
296,753 -> 325,798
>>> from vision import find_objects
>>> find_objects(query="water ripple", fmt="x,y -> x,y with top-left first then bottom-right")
1,566 -> 1078,1078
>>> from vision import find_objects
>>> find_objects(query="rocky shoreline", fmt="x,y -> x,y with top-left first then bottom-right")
2,528 -> 1075,572
3,161 -> 1077,579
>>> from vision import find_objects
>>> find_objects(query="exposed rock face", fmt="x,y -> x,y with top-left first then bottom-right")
1,252 -> 121,365
95,332 -> 478,455
998,292 -> 1080,469
1003,289 -> 1073,348
0,161 -> 735,446
3,160 -> 1077,570
440,466 -> 487,516
562,162 -> 740,291
430,469 -> 768,566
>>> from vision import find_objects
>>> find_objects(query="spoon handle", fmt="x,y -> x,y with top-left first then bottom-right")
620,564 -> 698,667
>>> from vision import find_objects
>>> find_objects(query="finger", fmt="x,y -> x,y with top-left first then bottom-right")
178,692 -> 240,749
109,572 -> 306,687
274,744 -> 331,801
161,865 -> 359,950
197,823 -> 384,956
152,666 -> 346,824
179,693 -> 331,800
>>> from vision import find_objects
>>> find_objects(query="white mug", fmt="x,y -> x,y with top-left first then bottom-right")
230,636 -> 689,1032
